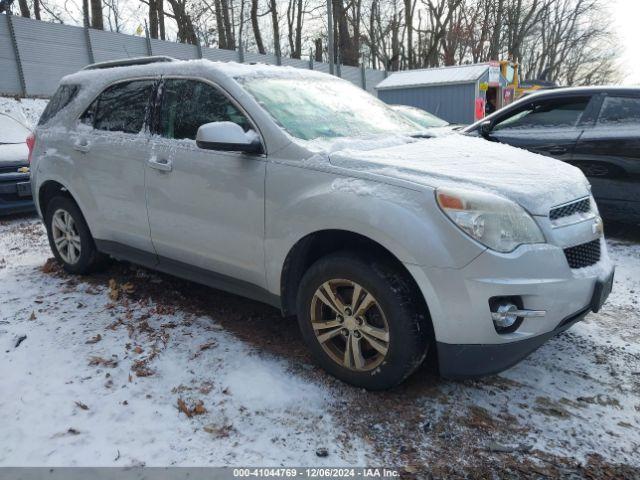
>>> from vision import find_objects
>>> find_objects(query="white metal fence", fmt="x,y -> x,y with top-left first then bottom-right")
0,14 -> 386,98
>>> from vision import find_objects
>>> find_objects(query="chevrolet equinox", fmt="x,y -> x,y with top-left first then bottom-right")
29,57 -> 614,389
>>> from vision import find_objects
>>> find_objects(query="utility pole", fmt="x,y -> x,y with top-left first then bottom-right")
327,0 -> 334,75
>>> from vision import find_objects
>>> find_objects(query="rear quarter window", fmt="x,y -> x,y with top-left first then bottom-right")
80,80 -> 156,134
38,84 -> 80,126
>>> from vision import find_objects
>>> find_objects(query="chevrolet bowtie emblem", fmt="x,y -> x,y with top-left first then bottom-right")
17,166 -> 30,173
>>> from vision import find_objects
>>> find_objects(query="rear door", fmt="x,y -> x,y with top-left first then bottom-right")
572,94 -> 640,221
72,78 -> 158,255
488,95 -> 594,162
145,77 -> 267,290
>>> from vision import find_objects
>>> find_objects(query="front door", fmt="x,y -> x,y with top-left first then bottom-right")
145,78 -> 267,290
573,94 -> 640,221
72,78 -> 158,254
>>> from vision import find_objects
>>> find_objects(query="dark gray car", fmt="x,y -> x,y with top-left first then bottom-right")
464,87 -> 640,224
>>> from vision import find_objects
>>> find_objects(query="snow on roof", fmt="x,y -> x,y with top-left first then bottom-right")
62,58 -> 329,87
376,64 -> 492,90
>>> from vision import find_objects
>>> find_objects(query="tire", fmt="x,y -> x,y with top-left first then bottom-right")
296,252 -> 430,390
44,196 -> 105,274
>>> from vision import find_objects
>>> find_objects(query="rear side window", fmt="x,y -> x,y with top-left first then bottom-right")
38,84 -> 79,126
494,97 -> 590,131
598,96 -> 640,125
80,80 -> 156,134
158,79 -> 251,140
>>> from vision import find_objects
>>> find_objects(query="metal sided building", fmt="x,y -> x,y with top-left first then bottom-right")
376,63 -> 508,125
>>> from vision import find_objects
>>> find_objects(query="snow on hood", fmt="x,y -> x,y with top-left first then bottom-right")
328,134 -> 590,215
0,143 -> 29,164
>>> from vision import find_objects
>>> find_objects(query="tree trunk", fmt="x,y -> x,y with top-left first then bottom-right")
166,0 -> 197,44
332,0 -> 358,66
250,0 -> 265,54
269,0 -> 281,58
220,0 -> 235,49
18,0 -> 30,17
82,0 -> 90,27
90,0 -> 103,29
157,0 -> 165,40
149,0 -> 159,39
294,0 -> 302,58
314,37 -> 322,62
33,0 -> 41,19
488,0 -> 503,60
214,0 -> 228,48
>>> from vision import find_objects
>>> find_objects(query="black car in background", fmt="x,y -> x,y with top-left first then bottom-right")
464,87 -> 640,224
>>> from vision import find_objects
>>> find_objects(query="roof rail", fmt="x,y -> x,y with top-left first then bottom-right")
82,56 -> 176,71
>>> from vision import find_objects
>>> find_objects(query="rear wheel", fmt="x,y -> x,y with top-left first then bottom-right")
297,252 -> 429,390
44,196 -> 105,274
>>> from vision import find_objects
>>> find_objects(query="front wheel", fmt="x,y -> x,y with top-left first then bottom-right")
296,252 -> 430,390
44,196 -> 105,274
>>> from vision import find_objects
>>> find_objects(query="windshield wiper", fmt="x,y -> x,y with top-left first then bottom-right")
409,132 -> 434,139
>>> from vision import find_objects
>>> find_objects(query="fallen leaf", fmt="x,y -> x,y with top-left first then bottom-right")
108,279 -> 119,301
198,341 -> 217,351
29,311 -> 36,321
88,356 -> 118,368
177,398 -> 192,418
42,258 -> 57,273
121,282 -> 135,294
85,334 -> 102,344
177,398 -> 207,418
75,401 -> 89,410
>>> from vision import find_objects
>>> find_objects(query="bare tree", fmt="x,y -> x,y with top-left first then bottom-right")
18,0 -> 30,17
90,0 -> 103,28
269,0 -> 281,57
250,0 -> 265,53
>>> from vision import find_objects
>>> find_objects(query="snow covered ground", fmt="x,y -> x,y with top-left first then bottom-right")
0,215 -> 638,476
0,95 -> 638,475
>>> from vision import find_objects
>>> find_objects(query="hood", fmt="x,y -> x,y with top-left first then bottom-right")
328,134 -> 590,215
0,143 -> 29,165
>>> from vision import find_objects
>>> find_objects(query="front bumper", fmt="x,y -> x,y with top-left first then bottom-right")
0,171 -> 34,215
437,306 -> 591,378
405,220 -> 615,378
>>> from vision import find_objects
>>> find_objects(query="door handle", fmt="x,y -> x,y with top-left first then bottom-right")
73,139 -> 91,153
147,156 -> 173,172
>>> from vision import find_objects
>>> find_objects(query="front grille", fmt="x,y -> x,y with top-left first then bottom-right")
550,198 -> 591,221
0,161 -> 28,175
564,239 -> 601,269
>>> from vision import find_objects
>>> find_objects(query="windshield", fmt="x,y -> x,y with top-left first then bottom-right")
239,77 -> 420,140
392,105 -> 449,128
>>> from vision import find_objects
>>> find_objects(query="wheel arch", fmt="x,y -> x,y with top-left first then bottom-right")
280,229 -> 433,334
38,180 -> 74,217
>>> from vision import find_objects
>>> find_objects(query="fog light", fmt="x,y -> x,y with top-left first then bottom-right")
492,303 -> 519,329
490,297 -> 546,334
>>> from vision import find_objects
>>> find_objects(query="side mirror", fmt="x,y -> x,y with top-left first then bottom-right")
480,120 -> 493,138
196,121 -> 263,154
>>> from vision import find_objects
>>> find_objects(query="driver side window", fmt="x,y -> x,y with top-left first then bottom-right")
158,79 -> 251,140
494,97 -> 590,131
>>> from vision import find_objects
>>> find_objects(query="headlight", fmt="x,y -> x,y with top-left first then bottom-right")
436,187 -> 545,253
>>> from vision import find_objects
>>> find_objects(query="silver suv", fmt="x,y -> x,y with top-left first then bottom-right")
30,57 -> 614,389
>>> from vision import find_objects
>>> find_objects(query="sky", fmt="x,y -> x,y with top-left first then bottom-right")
612,0 -> 640,85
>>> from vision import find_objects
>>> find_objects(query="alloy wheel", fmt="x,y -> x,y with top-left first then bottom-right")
310,279 -> 390,371
51,209 -> 81,264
